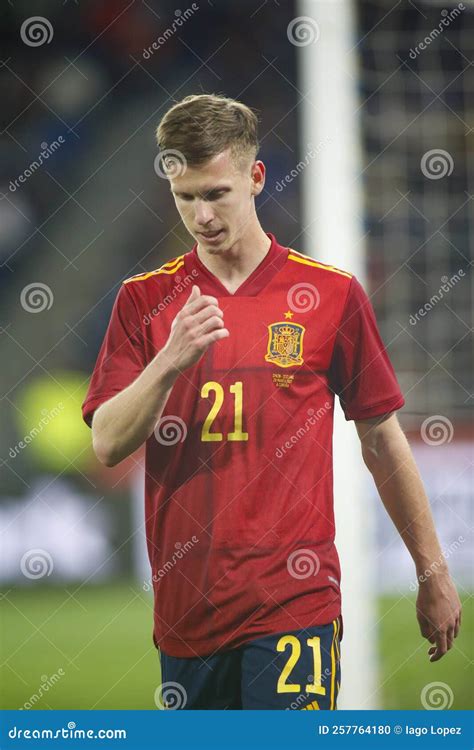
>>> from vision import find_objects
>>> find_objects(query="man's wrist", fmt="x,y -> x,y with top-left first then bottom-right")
415,557 -> 449,586
152,350 -> 180,391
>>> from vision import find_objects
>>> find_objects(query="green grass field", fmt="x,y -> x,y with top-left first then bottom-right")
0,584 -> 471,710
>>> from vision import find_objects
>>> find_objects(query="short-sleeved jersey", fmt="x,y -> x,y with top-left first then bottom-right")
82,233 -> 405,658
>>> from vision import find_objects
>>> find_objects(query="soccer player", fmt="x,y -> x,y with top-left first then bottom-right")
82,94 -> 462,710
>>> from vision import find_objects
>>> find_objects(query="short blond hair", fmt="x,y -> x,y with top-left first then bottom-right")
156,93 -> 259,169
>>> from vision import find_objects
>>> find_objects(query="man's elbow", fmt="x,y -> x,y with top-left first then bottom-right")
92,434 -> 120,467
360,418 -> 408,472
361,443 -> 379,471
91,415 -> 121,467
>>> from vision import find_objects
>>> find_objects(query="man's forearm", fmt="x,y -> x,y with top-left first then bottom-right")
358,415 -> 462,660
91,286 -> 229,468
362,423 -> 446,576
92,352 -> 178,467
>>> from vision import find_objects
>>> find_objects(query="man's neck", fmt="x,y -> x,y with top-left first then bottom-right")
196,226 -> 271,294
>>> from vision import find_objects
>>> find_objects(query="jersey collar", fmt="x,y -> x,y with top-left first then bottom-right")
183,232 -> 288,297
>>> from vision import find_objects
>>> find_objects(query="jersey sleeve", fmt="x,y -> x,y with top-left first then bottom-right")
328,275 -> 405,421
82,283 -> 146,427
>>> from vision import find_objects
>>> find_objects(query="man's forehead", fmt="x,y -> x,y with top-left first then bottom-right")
175,150 -> 233,179
169,151 -> 238,193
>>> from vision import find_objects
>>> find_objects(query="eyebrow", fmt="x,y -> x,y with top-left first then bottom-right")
171,186 -> 232,198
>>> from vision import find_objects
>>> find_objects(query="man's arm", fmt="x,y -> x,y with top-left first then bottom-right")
355,412 -> 462,662
92,286 -> 228,467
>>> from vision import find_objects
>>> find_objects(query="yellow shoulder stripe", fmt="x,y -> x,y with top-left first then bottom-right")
123,256 -> 185,285
288,250 -> 352,279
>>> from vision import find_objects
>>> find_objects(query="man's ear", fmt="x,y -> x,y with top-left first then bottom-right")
251,160 -> 265,196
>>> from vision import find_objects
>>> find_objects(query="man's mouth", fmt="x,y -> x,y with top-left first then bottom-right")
199,229 -> 224,239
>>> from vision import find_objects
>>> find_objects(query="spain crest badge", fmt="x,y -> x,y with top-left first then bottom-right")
265,322 -> 305,368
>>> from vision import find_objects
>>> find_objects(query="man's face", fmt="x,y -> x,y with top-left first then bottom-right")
168,148 -> 265,253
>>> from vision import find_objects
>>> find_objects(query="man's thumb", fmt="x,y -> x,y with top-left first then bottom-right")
186,284 -> 201,304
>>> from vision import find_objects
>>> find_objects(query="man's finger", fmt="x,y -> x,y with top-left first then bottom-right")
446,626 -> 455,650
454,617 -> 460,638
193,305 -> 224,326
185,291 -> 220,315
198,315 -> 226,336
430,632 -> 447,662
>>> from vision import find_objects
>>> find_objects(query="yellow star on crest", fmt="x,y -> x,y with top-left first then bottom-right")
284,310 -> 294,319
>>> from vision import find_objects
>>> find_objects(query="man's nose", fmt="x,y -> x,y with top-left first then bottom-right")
194,200 -> 214,226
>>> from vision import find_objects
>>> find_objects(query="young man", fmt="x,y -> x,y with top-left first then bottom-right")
82,94 -> 461,710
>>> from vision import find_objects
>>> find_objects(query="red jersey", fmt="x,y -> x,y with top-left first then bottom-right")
82,233 -> 405,657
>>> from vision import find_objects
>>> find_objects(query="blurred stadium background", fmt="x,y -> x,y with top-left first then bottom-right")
0,0 -> 472,711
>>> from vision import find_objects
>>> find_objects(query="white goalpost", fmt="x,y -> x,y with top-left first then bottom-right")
297,0 -> 379,709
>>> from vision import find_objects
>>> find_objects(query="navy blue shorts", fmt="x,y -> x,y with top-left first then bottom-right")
157,616 -> 342,710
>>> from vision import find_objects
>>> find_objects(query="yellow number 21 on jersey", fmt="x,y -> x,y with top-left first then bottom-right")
201,381 -> 248,442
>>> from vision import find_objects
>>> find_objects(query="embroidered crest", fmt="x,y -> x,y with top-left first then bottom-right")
265,322 -> 305,368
